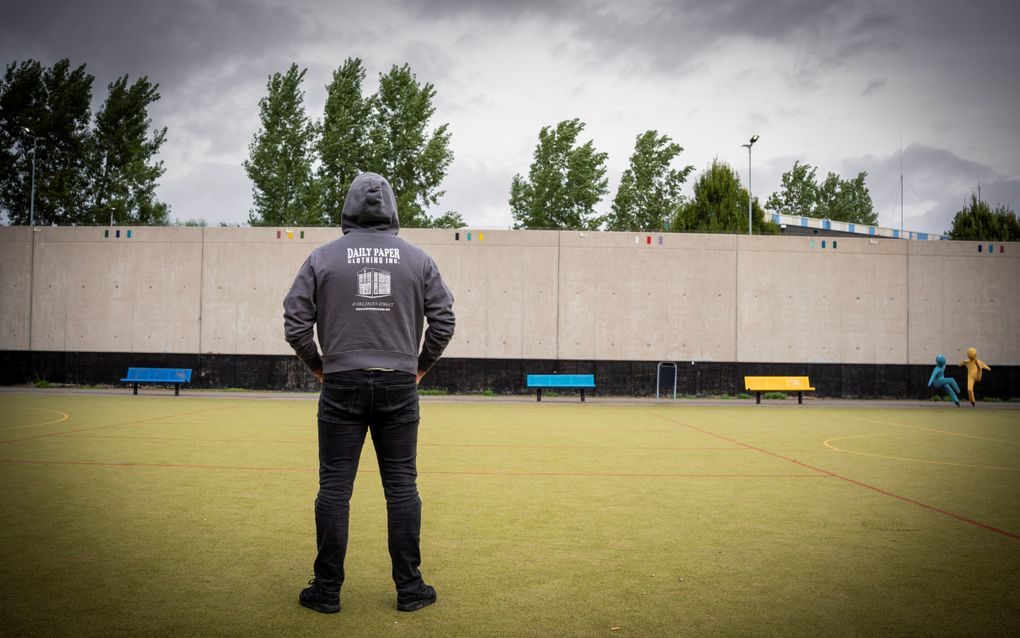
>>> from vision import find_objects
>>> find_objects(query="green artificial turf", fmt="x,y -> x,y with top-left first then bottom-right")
1,393 -> 1018,637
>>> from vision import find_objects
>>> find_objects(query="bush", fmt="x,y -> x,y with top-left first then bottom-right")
418,388 -> 448,396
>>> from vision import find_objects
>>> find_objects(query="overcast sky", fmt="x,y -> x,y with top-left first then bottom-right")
3,0 -> 1019,234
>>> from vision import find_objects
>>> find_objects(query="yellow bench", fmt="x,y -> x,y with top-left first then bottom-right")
744,376 -> 815,404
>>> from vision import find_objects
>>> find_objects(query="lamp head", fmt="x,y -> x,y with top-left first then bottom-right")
749,134 -> 759,145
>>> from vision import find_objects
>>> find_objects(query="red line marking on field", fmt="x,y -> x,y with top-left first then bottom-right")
57,433 -> 747,452
652,413 -> 1020,541
0,458 -> 315,472
0,457 -> 822,479
422,443 -> 748,451
0,406 -> 230,446
417,470 -> 824,478
60,434 -> 317,445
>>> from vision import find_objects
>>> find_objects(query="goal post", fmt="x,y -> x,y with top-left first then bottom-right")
656,362 -> 678,402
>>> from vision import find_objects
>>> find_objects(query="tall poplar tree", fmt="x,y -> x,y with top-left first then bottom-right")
86,75 -> 169,225
318,57 -> 371,225
366,63 -> 452,227
509,118 -> 608,230
244,64 -> 320,226
606,130 -> 693,232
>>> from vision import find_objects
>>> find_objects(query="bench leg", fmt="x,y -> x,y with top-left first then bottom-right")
580,388 -> 585,402
175,383 -> 180,397
536,388 -> 542,402
798,391 -> 802,404
756,391 -> 761,404
133,383 -> 138,396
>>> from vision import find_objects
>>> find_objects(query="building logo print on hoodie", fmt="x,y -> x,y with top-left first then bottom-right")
357,268 -> 391,298
348,246 -> 401,311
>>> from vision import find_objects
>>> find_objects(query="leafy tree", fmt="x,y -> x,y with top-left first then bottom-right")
606,130 -> 693,232
816,170 -> 875,225
244,64 -> 321,226
86,75 -> 169,225
765,160 -> 876,224
510,118 -> 608,230
366,64 -> 452,228
946,194 -> 1020,241
677,159 -> 778,234
764,161 -> 817,218
428,210 -> 465,229
318,57 -> 371,225
0,59 -> 94,225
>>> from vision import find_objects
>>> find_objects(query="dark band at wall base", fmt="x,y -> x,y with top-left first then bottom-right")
1,351 -> 1017,400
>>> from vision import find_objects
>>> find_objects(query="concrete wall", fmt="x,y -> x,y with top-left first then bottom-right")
2,226 -> 1018,365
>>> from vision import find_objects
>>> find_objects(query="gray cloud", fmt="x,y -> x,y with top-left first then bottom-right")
402,0 -> 901,80
0,0 -> 313,92
437,160 -> 515,227
860,79 -> 885,98
161,160 -> 253,225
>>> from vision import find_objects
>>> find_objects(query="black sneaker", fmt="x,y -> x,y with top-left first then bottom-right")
299,579 -> 340,613
397,584 -> 437,612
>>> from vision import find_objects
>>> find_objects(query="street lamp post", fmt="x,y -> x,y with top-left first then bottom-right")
22,127 -> 36,226
741,134 -> 759,235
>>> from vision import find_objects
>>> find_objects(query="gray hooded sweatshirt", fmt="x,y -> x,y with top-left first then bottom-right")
283,173 -> 455,375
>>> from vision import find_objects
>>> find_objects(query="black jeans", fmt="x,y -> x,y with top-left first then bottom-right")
314,369 -> 424,595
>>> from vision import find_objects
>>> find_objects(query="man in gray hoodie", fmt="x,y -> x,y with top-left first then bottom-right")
284,172 -> 455,614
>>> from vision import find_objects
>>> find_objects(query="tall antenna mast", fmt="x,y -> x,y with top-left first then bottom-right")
900,133 -> 904,235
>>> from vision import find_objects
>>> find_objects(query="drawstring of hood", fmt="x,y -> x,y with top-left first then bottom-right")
341,172 -> 401,235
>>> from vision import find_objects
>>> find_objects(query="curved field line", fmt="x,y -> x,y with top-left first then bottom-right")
823,434 -> 1020,471
0,409 -> 70,431
840,415 -> 1020,446
651,412 -> 1020,541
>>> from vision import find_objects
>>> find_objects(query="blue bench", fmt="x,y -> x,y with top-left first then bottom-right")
526,374 -> 595,402
121,367 -> 192,396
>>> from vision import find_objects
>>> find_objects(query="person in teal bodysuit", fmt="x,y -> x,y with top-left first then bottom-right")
928,354 -> 961,406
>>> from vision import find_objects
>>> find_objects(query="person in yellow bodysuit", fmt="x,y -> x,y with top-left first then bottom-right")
959,347 -> 991,406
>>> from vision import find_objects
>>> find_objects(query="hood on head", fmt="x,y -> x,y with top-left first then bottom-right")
341,172 -> 400,234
